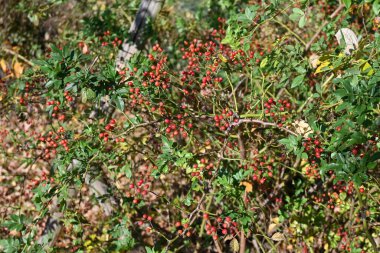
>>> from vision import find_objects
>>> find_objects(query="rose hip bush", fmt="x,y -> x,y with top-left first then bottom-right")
1,0 -> 379,252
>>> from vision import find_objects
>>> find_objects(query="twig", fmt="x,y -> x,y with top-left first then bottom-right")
116,120 -> 159,137
213,236 -> 223,253
304,4 -> 345,52
1,46 -> 35,66
237,130 -> 247,253
272,19 -> 306,46
230,118 -> 298,136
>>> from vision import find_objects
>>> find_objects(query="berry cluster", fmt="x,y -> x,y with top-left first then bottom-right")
264,98 -> 292,127
302,137 -> 323,161
175,221 -> 193,237
163,116 -> 192,139
204,216 -> 238,240
99,119 -> 117,142
28,172 -> 54,189
213,108 -> 234,132
98,30 -> 122,47
35,127 -> 69,160
127,178 -> 151,205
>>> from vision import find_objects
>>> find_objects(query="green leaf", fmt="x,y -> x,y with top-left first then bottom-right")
291,74 -> 304,88
342,0 -> 351,9
121,163 -> 132,178
115,96 -> 125,111
289,13 -> 301,21
81,88 -> 87,103
292,8 -> 304,15
116,87 -> 129,95
373,1 -> 380,14
298,15 -> 306,28
0,238 -> 21,253
245,7 -> 253,20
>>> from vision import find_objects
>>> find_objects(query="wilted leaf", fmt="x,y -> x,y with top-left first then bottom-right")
335,28 -> 359,55
230,238 -> 239,253
271,232 -> 285,241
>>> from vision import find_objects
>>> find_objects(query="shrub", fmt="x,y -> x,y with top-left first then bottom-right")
1,0 -> 379,252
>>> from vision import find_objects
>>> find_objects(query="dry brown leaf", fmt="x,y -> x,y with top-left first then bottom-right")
13,61 -> 24,78
271,232 -> 285,241
240,181 -> 253,193
82,43 -> 90,54
292,119 -> 313,138
268,223 -> 278,234
230,238 -> 239,253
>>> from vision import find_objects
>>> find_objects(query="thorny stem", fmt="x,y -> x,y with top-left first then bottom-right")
237,130 -> 247,253
272,19 -> 307,46
304,4 -> 345,52
355,185 -> 379,253
230,118 -> 298,136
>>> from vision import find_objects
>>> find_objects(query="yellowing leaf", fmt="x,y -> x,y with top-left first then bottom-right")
230,238 -> 239,253
117,142 -> 130,151
260,57 -> 268,68
240,181 -> 253,193
360,61 -> 374,76
84,240 -> 92,247
13,61 -> 24,78
223,234 -> 234,242
300,159 -> 309,167
315,60 -> 331,74
0,59 -> 7,72
218,53 -> 228,63
271,232 -> 285,241
271,217 -> 280,224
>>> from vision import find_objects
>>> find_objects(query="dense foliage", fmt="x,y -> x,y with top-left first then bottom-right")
1,0 -> 379,252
